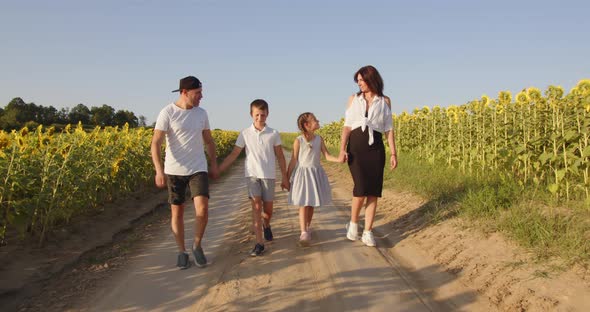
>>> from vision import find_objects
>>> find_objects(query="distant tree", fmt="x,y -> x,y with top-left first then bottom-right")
0,108 -> 20,130
38,106 -> 58,125
1,98 -> 29,130
1,98 -> 144,130
138,115 -> 147,127
90,104 -> 115,126
68,104 -> 91,124
113,110 -> 138,127
55,107 -> 70,125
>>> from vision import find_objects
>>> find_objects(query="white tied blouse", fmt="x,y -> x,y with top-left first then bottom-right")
344,94 -> 393,145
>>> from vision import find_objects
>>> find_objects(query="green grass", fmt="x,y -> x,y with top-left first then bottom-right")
385,152 -> 590,264
290,131 -> 590,265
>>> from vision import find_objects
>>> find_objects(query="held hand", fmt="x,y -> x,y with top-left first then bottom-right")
281,181 -> 290,191
154,172 -> 166,188
390,155 -> 398,169
280,177 -> 290,191
209,165 -> 220,180
337,151 -> 348,163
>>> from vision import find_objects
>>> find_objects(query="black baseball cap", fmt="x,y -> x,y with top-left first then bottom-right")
172,76 -> 202,92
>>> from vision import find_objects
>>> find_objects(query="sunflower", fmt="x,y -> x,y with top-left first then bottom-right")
516,91 -> 530,105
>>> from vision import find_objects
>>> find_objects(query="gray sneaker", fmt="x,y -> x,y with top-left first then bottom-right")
192,245 -> 208,268
177,252 -> 191,270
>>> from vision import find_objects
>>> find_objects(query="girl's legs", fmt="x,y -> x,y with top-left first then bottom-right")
298,206 -> 307,233
364,196 -> 378,231
250,197 -> 264,244
306,206 -> 314,230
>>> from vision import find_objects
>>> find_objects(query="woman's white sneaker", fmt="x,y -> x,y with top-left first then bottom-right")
361,231 -> 376,247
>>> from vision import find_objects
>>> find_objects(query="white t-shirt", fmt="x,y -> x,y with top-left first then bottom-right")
235,124 -> 282,179
155,103 -> 210,175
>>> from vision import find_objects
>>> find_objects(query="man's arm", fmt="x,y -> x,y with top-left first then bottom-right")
219,146 -> 243,173
151,129 -> 167,188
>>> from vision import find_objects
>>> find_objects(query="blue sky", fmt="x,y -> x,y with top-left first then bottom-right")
1,0 -> 589,132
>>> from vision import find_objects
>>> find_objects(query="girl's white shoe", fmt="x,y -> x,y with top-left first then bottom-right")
298,231 -> 311,247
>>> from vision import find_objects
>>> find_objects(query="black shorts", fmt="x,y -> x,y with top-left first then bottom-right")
167,172 -> 209,205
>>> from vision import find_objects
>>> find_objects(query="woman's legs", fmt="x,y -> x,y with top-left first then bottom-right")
350,196 -> 365,223
364,196 -> 378,231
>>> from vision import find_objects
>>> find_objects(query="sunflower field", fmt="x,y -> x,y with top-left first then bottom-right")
319,79 -> 590,203
0,124 -> 238,246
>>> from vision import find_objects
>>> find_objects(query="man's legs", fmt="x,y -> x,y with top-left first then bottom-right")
192,195 -> 209,249
171,204 -> 186,252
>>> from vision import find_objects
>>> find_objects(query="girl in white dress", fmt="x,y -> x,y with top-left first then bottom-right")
287,112 -> 339,246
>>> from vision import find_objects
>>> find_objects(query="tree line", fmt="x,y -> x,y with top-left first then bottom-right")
0,97 -> 147,130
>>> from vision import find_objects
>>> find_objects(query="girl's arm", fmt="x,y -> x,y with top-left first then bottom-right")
219,146 -> 243,173
286,138 -> 300,180
320,136 -> 339,162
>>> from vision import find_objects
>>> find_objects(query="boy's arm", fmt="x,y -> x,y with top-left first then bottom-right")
219,146 -> 243,173
274,145 -> 289,190
150,129 -> 166,188
320,137 -> 339,162
286,139 -> 300,179
202,129 -> 219,178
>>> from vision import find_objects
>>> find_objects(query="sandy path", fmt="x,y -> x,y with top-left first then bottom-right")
84,155 -> 489,311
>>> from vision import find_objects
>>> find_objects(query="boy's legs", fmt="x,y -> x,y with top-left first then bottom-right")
262,201 -> 273,227
250,197 -> 264,244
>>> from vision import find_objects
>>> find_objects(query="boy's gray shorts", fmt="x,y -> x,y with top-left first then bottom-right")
247,177 -> 275,202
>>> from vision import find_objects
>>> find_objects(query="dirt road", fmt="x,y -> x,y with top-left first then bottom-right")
79,157 -> 488,312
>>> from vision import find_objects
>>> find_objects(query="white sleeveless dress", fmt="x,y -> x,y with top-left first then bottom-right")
288,135 -> 332,206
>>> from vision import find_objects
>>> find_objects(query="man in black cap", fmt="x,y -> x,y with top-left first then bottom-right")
151,75 -> 219,269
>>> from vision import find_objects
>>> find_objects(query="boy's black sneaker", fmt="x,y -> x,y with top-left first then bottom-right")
263,225 -> 273,241
250,243 -> 265,257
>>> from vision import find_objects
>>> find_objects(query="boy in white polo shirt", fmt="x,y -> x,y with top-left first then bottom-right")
219,99 -> 289,256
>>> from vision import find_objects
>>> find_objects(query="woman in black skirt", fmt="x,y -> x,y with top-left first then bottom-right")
338,65 -> 398,247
